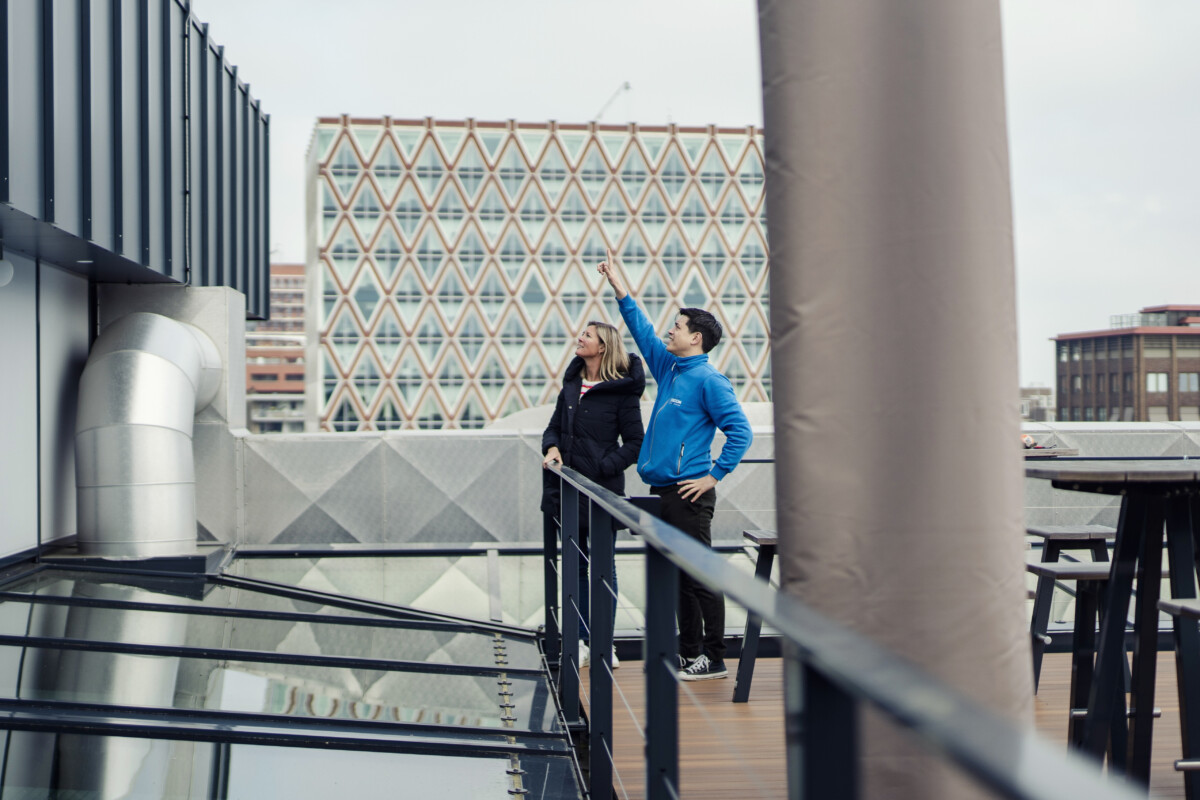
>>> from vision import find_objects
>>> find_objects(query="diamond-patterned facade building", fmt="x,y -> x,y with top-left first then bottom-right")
306,116 -> 771,431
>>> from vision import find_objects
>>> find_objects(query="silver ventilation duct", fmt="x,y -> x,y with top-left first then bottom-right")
75,312 -> 222,557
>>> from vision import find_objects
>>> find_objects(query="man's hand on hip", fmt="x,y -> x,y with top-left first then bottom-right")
678,474 -> 717,502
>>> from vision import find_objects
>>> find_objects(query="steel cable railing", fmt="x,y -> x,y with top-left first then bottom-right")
545,462 -> 1142,800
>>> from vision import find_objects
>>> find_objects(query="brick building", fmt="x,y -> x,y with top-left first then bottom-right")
246,264 -> 306,432
1055,305 -> 1200,422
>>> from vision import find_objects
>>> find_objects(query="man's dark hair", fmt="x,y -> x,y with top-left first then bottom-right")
679,307 -> 722,353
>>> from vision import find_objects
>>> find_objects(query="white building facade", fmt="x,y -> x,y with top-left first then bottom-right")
306,116 -> 771,431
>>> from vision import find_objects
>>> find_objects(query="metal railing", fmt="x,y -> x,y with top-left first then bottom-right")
545,463 -> 1140,800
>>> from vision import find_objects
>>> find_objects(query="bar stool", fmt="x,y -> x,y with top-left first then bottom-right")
1027,524 -> 1116,692
1026,561 -> 1118,750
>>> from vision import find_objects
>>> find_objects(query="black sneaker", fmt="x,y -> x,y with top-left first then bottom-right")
677,654 -> 699,670
679,654 -> 727,681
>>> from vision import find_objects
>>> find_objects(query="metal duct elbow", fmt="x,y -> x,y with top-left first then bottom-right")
75,313 -> 222,557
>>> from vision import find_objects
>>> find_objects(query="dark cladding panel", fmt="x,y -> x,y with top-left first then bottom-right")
187,17 -> 208,285
118,0 -> 141,260
50,0 -> 81,236
7,0 -> 43,216
254,107 -> 269,320
227,65 -> 242,296
2,0 -> 268,308
144,0 -> 165,273
87,0 -> 114,252
167,0 -> 185,282
213,50 -> 230,288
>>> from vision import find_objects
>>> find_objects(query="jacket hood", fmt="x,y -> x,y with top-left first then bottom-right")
563,353 -> 646,395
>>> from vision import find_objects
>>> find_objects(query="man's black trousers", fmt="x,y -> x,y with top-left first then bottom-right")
651,484 -> 725,662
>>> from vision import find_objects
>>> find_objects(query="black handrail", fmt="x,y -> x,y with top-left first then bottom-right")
547,463 -> 1140,800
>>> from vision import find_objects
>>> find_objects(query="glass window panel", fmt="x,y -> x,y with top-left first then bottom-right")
518,189 -> 549,241
500,315 -> 529,367
678,192 -> 709,245
697,147 -> 728,205
435,270 -> 467,324
599,192 -> 629,245
353,355 -> 382,406
640,191 -> 670,246
536,146 -> 569,204
371,138 -> 404,200
414,229 -> 445,283
0,731 -> 572,797
519,358 -> 548,400
538,227 -> 570,286
414,316 -> 446,365
353,274 -> 381,323
477,269 -> 508,324
455,140 -> 488,201
394,350 -> 425,406
519,274 -> 548,320
458,393 -> 489,429
658,230 -> 689,285
457,313 -> 487,365
557,186 -> 590,245
475,183 -> 510,245
498,229 -> 529,283
374,309 -> 403,367
477,355 -> 508,406
737,150 -> 764,206
376,394 -> 405,429
372,227 -> 405,285
496,146 -> 528,201
413,144 -> 446,201
351,187 -> 383,242
329,139 -> 361,198
658,149 -> 689,206
392,181 -> 425,241
332,397 -> 360,431
619,147 -> 651,202
327,225 -> 362,286
415,395 -> 445,430
457,227 -> 488,283
435,189 -> 467,244
437,355 -> 468,408
578,148 -> 609,204
328,311 -> 360,368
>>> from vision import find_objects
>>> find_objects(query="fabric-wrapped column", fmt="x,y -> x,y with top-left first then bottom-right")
758,1 -> 1033,797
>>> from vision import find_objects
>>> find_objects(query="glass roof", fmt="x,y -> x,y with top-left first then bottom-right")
0,556 -> 582,799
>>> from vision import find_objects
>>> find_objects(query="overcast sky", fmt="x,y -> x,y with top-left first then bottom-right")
194,0 -> 1200,389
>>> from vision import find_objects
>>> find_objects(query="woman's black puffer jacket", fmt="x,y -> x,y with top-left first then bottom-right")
540,354 -> 645,515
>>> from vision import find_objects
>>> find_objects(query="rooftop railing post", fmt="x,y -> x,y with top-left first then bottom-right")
589,503 -> 616,800
542,510 -> 561,670
645,542 -> 679,800
560,480 -> 582,726
802,660 -> 858,800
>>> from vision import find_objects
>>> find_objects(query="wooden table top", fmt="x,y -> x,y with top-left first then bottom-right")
1025,459 -> 1200,487
1023,448 -> 1079,458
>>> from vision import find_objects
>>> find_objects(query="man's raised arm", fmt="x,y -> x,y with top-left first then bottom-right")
598,250 -> 671,378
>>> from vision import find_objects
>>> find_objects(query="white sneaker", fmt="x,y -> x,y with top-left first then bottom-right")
579,642 -> 590,668
612,651 -> 620,669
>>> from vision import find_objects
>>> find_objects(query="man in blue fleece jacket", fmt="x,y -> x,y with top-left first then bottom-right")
599,250 -> 752,681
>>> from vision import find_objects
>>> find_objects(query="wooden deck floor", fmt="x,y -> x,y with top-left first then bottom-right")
583,651 -> 1190,799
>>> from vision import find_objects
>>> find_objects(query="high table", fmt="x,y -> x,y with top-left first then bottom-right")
1025,459 -> 1200,794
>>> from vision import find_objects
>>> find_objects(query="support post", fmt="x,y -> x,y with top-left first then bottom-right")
543,510 -> 561,670
588,504 -> 615,800
560,481 -> 581,725
645,543 -> 679,800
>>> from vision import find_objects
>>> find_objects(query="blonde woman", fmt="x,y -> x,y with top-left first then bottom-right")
542,321 -> 645,670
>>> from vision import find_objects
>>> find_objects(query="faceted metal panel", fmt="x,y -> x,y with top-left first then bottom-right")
309,118 -> 771,430
1021,422 -> 1200,527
